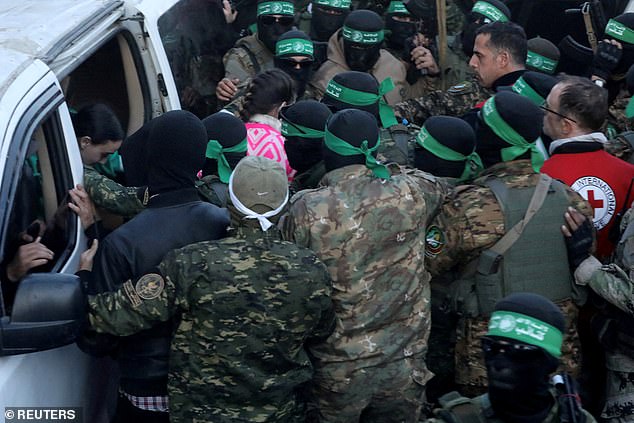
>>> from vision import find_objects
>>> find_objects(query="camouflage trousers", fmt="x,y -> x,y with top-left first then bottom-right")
601,351 -> 634,422
455,299 -> 582,393
313,353 -> 431,423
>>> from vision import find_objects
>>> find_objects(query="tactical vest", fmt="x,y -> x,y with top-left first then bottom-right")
434,391 -> 492,423
378,124 -> 417,166
455,174 -> 576,318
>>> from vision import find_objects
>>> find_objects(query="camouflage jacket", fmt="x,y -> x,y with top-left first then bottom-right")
393,73 -> 492,126
283,164 -> 449,376
83,165 -> 143,218
89,226 -> 335,423
289,160 -> 327,196
195,174 -> 229,208
377,123 -> 420,167
222,34 -> 275,82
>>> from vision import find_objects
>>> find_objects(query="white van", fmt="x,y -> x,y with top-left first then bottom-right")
0,0 -> 233,420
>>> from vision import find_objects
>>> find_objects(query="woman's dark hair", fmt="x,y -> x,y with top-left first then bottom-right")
240,69 -> 296,122
72,103 -> 124,144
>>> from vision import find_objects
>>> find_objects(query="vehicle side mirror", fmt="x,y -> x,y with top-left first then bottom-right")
0,273 -> 86,356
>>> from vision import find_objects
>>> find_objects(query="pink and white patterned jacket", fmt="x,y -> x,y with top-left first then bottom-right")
245,114 -> 296,181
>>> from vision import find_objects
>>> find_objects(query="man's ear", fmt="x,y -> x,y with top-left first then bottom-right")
497,50 -> 510,68
560,116 -> 575,136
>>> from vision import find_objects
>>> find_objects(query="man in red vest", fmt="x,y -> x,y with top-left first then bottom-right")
541,76 -> 634,261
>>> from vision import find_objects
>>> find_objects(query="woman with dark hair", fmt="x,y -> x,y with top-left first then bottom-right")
240,69 -> 297,180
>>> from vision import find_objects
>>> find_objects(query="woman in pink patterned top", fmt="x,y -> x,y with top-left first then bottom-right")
240,69 -> 297,181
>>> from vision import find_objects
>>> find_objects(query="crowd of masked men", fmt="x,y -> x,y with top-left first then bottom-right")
15,0 -> 634,421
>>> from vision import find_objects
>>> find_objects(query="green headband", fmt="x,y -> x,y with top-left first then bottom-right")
257,1 -> 294,16
325,77 -> 398,128
627,97 -> 634,119
511,77 -> 545,106
387,1 -> 410,14
276,38 -> 314,57
482,97 -> 544,172
342,26 -> 385,44
313,0 -> 351,8
324,128 -> 390,179
487,310 -> 563,358
605,19 -> 634,45
206,138 -> 248,184
526,51 -> 558,75
281,120 -> 325,138
416,126 -> 483,182
472,1 -> 509,22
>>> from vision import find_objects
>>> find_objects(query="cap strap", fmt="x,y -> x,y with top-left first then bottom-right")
342,25 -> 385,44
482,97 -> 544,172
471,1 -> 509,22
511,76 -> 546,106
324,128 -> 390,179
387,1 -> 410,14
325,78 -> 398,128
276,38 -> 314,57
416,127 -> 483,181
526,51 -> 558,74
605,19 -> 634,45
257,1 -> 294,16
487,310 -> 563,358
206,138 -> 248,183
281,120 -> 325,138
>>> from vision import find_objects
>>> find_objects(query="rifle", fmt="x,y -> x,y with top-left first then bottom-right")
552,373 -> 586,423
566,0 -> 607,52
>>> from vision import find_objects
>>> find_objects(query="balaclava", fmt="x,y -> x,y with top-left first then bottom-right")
147,110 -> 207,194
461,0 -> 511,57
414,116 -> 482,181
281,100 -> 332,173
201,112 -> 248,182
275,30 -> 315,97
311,0 -> 351,42
484,293 -> 564,422
385,1 -> 417,51
604,13 -> 634,76
526,37 -> 560,75
256,0 -> 295,53
342,10 -> 385,72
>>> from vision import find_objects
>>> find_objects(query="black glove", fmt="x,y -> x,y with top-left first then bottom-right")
565,218 -> 594,269
592,41 -> 623,81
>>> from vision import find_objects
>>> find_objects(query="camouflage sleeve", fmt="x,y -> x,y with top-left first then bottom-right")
585,263 -> 634,316
88,270 -> 178,336
283,194 -> 312,248
84,166 -> 143,218
223,47 -> 254,82
306,261 -> 336,343
407,170 -> 452,224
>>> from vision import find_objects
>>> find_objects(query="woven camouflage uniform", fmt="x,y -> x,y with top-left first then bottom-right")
605,132 -> 634,163
283,163 -> 450,422
195,175 -> 229,208
425,160 -> 593,395
223,34 -> 275,83
377,124 -> 419,166
607,89 -> 632,137
289,161 -> 327,196
88,226 -> 334,423
84,165 -> 143,218
393,73 -> 491,126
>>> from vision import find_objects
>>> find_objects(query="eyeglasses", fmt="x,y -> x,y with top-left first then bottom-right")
259,15 -> 294,26
540,104 -> 577,123
277,57 -> 314,69
481,336 -> 545,360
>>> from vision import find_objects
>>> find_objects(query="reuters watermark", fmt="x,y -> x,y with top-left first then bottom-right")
4,408 -> 81,422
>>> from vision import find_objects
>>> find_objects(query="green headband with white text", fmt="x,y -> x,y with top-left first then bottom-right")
526,51 -> 558,74
472,1 -> 509,22
342,25 -> 385,44
276,38 -> 314,57
257,1 -> 294,16
511,76 -> 545,106
487,310 -> 563,358
313,0 -> 351,8
605,19 -> 634,45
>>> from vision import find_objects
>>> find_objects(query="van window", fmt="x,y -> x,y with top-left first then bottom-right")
158,0 -> 238,118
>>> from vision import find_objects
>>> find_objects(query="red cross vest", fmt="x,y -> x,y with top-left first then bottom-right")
541,150 -> 634,259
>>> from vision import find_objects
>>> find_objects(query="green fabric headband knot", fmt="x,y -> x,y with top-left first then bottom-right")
416,126 -> 483,182
257,1 -> 294,16
324,128 -> 390,179
325,77 -> 398,128
387,1 -> 410,14
511,76 -> 545,106
276,38 -> 314,58
526,51 -> 558,74
206,138 -> 248,183
342,25 -> 385,44
605,19 -> 634,45
281,120 -> 325,138
314,0 -> 351,8
471,1 -> 508,22
482,97 -> 544,172
487,310 -> 563,358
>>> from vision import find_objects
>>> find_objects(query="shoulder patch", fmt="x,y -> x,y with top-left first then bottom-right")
123,280 -> 142,308
135,273 -> 165,301
425,225 -> 446,258
447,82 -> 472,94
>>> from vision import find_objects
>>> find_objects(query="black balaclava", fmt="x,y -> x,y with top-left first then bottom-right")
385,2 -> 417,51
485,293 -> 564,423
627,63 -> 634,95
311,2 -> 350,42
460,0 -> 511,57
342,10 -> 384,72
476,91 -> 543,169
120,118 -> 156,187
605,13 -> 634,77
556,35 -> 593,77
147,110 -> 207,194
274,30 -> 314,97
281,100 -> 332,173
201,112 -> 247,178
256,0 -> 295,53
321,71 -> 380,119
414,116 -> 477,178
323,109 -> 379,172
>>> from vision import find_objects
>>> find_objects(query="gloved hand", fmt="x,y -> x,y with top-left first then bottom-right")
591,40 -> 623,82
562,208 -> 594,269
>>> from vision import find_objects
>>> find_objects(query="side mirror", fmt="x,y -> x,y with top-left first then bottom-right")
0,273 -> 86,356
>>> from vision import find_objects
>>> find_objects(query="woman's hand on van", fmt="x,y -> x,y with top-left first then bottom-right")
79,239 -> 98,272
68,185 -> 96,230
